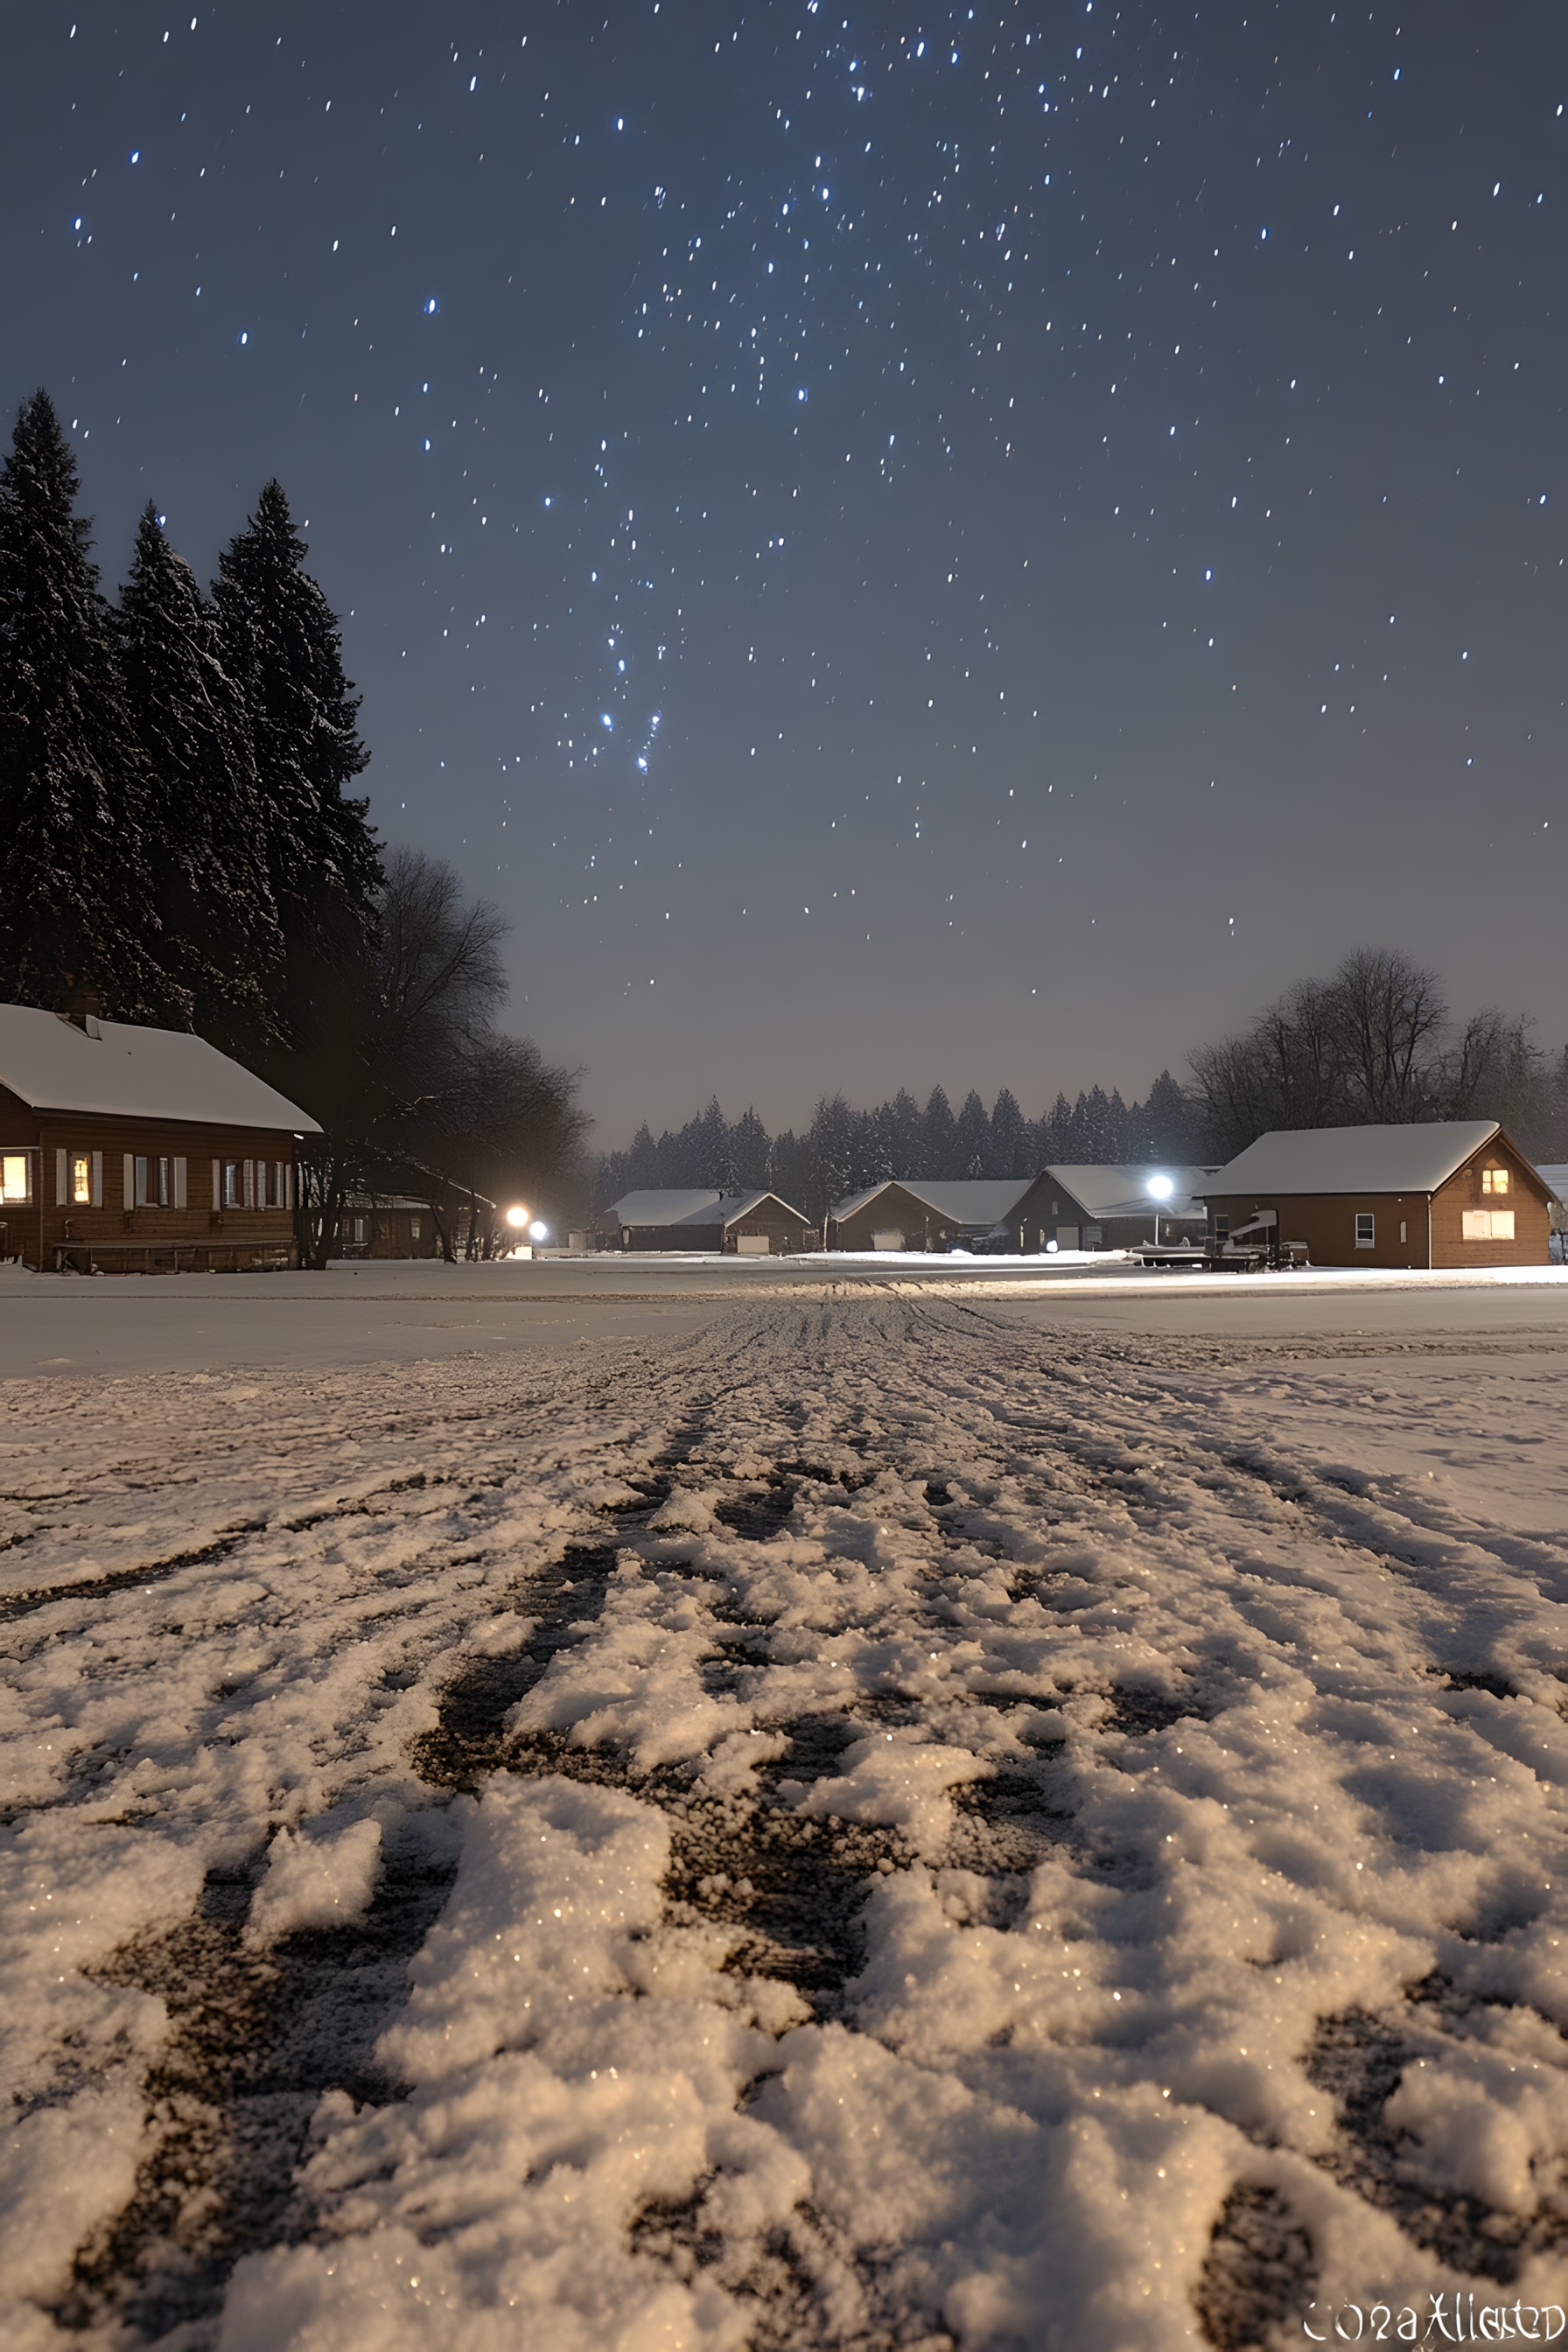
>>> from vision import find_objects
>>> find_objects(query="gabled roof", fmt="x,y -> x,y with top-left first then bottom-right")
608,1187 -> 811,1229
0,1002 -> 320,1132
1206,1121 -> 1504,1197
831,1177 -> 1037,1228
1046,1164 -> 1215,1221
1535,1165 -> 1568,1203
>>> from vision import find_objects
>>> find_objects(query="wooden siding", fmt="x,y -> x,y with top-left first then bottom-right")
1206,1127 -> 1551,1270
1431,1134 -> 1551,1269
722,1201 -> 814,1255
340,1205 -> 441,1260
0,1086 -> 302,1270
830,1184 -> 954,1251
1203,1191 -> 1432,1269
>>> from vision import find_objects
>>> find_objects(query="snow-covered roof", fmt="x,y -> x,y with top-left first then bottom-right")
1046,1165 -> 1215,1221
608,1188 -> 809,1228
831,1178 -> 1037,1228
0,1002 -> 320,1132
1535,1165 -> 1568,1202
1207,1121 -> 1503,1197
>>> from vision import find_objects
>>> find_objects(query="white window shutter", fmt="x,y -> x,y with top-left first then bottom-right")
91,1151 -> 103,1208
55,1148 -> 67,1205
173,1157 -> 188,1210
123,1152 -> 135,1209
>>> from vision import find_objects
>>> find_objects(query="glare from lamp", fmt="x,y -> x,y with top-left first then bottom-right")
505,1203 -> 530,1229
1147,1173 -> 1174,1201
528,1220 -> 550,1243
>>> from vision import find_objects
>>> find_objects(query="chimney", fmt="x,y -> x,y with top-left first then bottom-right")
60,979 -> 105,1032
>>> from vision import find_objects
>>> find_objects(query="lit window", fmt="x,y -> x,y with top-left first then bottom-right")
223,1161 -> 242,1208
71,1153 -> 91,1205
1,1155 -> 30,1205
1480,1166 -> 1509,1195
1354,1213 -> 1376,1248
1463,1208 -> 1516,1241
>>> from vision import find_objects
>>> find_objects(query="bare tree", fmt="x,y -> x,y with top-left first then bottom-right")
1189,947 -> 1553,1158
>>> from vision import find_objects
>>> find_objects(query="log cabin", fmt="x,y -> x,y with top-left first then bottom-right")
0,1000 -> 319,1272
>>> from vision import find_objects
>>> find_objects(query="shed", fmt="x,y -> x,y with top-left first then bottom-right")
595,1188 -> 814,1254
0,1000 -> 318,1272
1203,1122 -> 1553,1270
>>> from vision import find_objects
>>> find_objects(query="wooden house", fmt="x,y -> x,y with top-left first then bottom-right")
1041,1166 -> 1216,1251
828,1177 -> 1060,1251
595,1188 -> 815,1254
1202,1121 -> 1555,1270
340,1194 -> 441,1259
0,1000 -> 318,1272
338,1189 -> 496,1260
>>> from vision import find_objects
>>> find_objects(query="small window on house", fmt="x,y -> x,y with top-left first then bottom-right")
1354,1213 -> 1376,1248
410,1219 -> 422,1241
1481,1166 -> 1509,1195
1,1155 -> 31,1205
1214,1214 -> 1229,1240
71,1153 -> 92,1205
1463,1208 -> 1516,1242
222,1161 -> 242,1208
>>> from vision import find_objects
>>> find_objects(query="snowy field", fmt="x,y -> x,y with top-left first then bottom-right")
3,1284 -> 1567,2348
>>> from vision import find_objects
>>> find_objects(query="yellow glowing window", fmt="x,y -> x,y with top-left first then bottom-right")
1480,1166 -> 1509,1195
71,1153 -> 91,1204
1,1155 -> 30,1204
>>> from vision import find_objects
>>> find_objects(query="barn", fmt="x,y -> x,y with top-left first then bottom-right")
0,1000 -> 318,1272
1202,1121 -> 1555,1270
596,1188 -> 815,1254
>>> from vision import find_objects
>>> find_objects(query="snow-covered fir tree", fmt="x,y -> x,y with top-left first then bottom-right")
116,502 -> 284,1052
212,480 -> 381,1046
0,391 -> 164,1017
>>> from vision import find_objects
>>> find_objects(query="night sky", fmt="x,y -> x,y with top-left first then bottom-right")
4,3 -> 1565,1135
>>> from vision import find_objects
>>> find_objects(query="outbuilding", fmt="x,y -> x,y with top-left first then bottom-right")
596,1188 -> 815,1254
1202,1121 -> 1554,1270
0,1000 -> 318,1272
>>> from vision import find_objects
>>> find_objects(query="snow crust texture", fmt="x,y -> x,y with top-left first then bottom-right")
2,1296 -> 1566,2348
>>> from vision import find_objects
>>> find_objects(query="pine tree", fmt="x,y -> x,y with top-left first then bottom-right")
885,1088 -> 923,1175
0,391 -> 163,1015
116,503 -> 284,1052
731,1106 -> 771,1189
922,1085 -> 957,1178
990,1087 -> 1029,1177
212,480 -> 380,1044
955,1088 -> 990,1178
1142,1068 -> 1198,1160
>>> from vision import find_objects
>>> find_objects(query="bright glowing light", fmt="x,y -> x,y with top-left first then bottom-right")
1147,1173 -> 1175,1201
505,1203 -> 531,1229
528,1220 -> 549,1243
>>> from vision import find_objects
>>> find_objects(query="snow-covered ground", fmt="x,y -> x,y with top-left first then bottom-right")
3,1292 -> 1566,2348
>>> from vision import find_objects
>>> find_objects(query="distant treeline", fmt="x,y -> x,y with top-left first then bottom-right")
597,949 -> 1568,1221
596,1073 -> 1205,1222
0,391 -> 585,1258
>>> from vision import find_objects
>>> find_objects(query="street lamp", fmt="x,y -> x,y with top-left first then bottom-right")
506,1203 -> 530,1232
1147,1171 -> 1174,1246
528,1219 -> 549,1244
